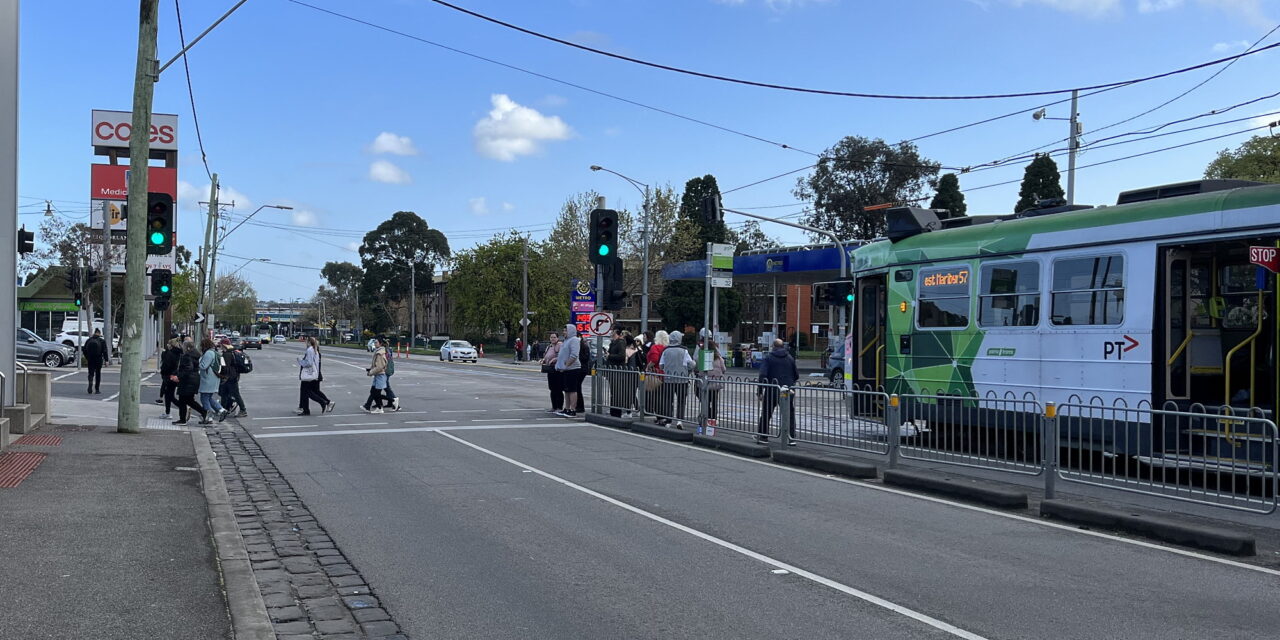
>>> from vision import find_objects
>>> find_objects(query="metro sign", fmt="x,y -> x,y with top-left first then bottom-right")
91,109 -> 179,151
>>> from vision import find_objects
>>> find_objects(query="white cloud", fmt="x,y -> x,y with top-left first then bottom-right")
473,94 -> 573,162
369,160 -> 412,184
1005,0 -> 1121,16
1138,0 -> 1181,11
501,202 -> 515,212
177,180 -> 252,211
290,210 -> 319,227
1253,113 -> 1280,128
1212,39 -> 1250,52
468,197 -> 489,215
1199,0 -> 1274,29
345,241 -> 361,252
368,131 -> 419,156
541,94 -> 569,107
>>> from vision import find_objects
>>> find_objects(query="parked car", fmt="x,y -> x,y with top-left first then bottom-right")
229,336 -> 245,349
272,335 -> 286,344
241,335 -> 263,349
825,337 -> 847,384
17,328 -> 75,367
55,329 -> 119,351
440,340 -> 478,363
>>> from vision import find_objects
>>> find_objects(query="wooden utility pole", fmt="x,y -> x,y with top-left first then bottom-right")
118,0 -> 159,434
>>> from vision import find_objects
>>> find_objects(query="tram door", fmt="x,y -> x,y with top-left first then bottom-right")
856,275 -> 886,388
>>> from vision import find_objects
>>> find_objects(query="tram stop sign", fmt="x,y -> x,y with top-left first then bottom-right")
1249,246 -> 1279,273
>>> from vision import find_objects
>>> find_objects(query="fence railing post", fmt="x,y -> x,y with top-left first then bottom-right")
887,394 -> 901,469
591,367 -> 601,414
780,387 -> 792,447
1043,401 -> 1058,500
636,371 -> 646,418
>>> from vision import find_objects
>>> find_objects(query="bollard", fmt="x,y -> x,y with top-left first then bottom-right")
779,387 -> 792,447
887,394 -> 902,469
1043,402 -> 1058,499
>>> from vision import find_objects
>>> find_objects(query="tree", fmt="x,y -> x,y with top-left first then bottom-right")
321,261 -> 364,330
448,232 -> 564,340
1205,135 -> 1280,183
929,172 -> 967,217
794,136 -> 940,241
1014,154 -> 1065,213
654,175 -> 742,334
358,211 -> 450,333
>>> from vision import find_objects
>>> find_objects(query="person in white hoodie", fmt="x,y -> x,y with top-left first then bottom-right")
555,323 -> 585,418
658,331 -> 695,429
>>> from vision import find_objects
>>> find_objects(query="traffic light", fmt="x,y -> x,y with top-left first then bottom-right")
84,268 -> 100,288
588,208 -> 618,265
826,281 -> 854,307
63,268 -> 80,293
150,269 -> 172,296
17,225 -> 34,254
74,291 -> 83,308
601,257 -> 627,311
146,192 -> 174,255
154,297 -> 171,312
701,194 -> 722,224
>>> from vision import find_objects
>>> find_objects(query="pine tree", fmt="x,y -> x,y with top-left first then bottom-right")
929,172 -> 967,217
1014,154 -> 1065,213
653,175 -> 741,334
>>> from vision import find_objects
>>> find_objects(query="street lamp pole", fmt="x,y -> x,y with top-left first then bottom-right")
590,165 -> 651,334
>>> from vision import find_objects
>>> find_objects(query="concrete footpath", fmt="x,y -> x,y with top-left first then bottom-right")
0,402 -> 232,640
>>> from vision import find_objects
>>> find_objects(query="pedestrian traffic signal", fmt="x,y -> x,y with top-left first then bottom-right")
17,225 -> 34,255
601,257 -> 627,311
154,296 -> 170,312
588,208 -> 618,265
150,269 -> 172,296
146,192 -> 174,255
74,291 -> 83,308
826,281 -> 854,306
701,194 -> 722,224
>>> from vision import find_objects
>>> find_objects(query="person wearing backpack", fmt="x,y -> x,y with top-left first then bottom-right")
218,338 -> 250,418
382,346 -> 401,411
197,338 -> 228,423
172,340 -> 207,426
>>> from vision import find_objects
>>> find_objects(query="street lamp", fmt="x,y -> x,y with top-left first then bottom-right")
590,165 -> 652,334
219,203 -> 294,247
1031,91 -> 1082,206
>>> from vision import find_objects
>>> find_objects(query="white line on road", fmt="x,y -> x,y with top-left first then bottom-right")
435,429 -> 988,640
472,418 -> 519,422
334,422 -> 386,427
255,423 -> 581,438
441,410 -> 488,413
589,425 -> 1280,578
262,425 -> 320,430
103,392 -> 119,401
404,420 -> 460,424
54,371 -> 79,381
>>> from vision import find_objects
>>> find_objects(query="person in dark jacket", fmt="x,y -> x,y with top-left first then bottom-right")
605,328 -> 628,417
756,338 -> 799,444
172,341 -> 207,425
219,338 -> 249,418
82,329 -> 107,394
158,338 -> 181,417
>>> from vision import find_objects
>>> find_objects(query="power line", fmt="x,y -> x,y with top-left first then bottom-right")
425,0 -> 1280,100
220,252 -> 324,270
285,0 -> 818,157
174,0 -> 213,181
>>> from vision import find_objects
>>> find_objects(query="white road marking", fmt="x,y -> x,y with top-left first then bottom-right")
103,392 -> 119,401
473,418 -> 519,422
404,420 -> 459,424
436,429 -> 988,640
54,371 -> 79,381
262,425 -> 320,430
499,408 -> 544,412
255,423 -> 581,438
441,410 -> 487,413
588,424 -> 1280,578
334,422 -> 386,427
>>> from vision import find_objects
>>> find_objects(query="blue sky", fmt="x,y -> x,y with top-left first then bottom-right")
17,0 -> 1279,301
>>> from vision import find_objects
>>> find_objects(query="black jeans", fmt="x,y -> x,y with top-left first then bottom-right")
160,379 -> 178,413
758,388 -> 795,438
298,380 -> 330,414
220,378 -> 246,413
364,386 -> 385,409
704,389 -> 720,420
177,393 -> 205,422
546,370 -> 563,410
86,362 -> 102,392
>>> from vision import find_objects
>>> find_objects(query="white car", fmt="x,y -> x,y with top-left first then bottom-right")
272,335 -> 286,344
55,329 -> 119,350
440,340 -> 477,363
367,338 -> 379,352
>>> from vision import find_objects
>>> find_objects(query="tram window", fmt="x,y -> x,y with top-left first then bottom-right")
918,266 -> 971,329
979,261 -> 1040,327
1050,255 -> 1125,326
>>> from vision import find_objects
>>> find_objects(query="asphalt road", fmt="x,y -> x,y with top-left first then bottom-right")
51,344 -> 1280,638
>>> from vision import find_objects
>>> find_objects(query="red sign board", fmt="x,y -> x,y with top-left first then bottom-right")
1249,246 -> 1279,274
573,311 -> 593,337
90,164 -> 177,200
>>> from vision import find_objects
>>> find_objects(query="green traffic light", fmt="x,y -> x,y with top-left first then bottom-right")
160,285 -> 170,294
598,245 -> 610,256
150,231 -> 165,245
846,294 -> 855,302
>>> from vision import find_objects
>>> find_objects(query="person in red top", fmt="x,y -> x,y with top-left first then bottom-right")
645,330 -> 669,419
647,330 -> 668,368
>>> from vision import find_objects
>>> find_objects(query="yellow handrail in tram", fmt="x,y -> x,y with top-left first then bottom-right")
858,335 -> 879,358
875,344 -> 886,391
1223,290 -> 1264,413
1167,330 -> 1195,367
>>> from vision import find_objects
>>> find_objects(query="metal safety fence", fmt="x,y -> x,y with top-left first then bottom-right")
595,366 -> 644,418
898,394 -> 1044,476
790,385 -> 893,456
703,375 -> 781,440
1054,402 -> 1279,514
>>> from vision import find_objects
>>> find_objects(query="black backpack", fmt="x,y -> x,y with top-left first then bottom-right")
579,339 -> 591,370
233,350 -> 253,374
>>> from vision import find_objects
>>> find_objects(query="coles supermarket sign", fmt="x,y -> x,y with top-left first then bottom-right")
91,109 -> 178,151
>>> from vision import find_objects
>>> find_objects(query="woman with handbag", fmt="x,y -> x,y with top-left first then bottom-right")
540,332 -> 562,413
644,330 -> 668,422
700,338 -> 727,421
297,337 -> 334,416
622,333 -> 644,418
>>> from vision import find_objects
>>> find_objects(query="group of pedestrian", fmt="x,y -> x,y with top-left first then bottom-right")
539,325 -> 591,418
361,337 -> 401,414
160,336 -> 253,426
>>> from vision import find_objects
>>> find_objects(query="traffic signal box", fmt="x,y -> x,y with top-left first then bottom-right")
589,208 -> 618,266
601,258 -> 626,311
150,269 -> 172,297
146,192 -> 174,255
826,281 -> 854,306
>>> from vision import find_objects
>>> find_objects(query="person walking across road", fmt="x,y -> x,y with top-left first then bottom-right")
198,338 -> 228,423
364,338 -> 390,413
515,337 -> 524,362
297,336 -> 334,416
382,342 -> 401,412
554,324 -> 584,418
172,341 -> 207,426
658,331 -> 695,429
218,338 -> 250,418
541,332 -> 563,413
756,338 -> 799,444
159,338 -> 181,418
82,329 -> 107,394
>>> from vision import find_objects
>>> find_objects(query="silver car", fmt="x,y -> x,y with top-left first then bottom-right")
17,328 -> 75,367
439,340 -> 477,363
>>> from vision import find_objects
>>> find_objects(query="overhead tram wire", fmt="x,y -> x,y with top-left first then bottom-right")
220,252 -> 323,270
425,0 -> 1280,100
284,0 -> 819,157
174,0 -> 213,181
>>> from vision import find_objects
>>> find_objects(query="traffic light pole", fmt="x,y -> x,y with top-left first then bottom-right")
100,201 -> 113,363
76,257 -> 84,372
0,0 -> 16,404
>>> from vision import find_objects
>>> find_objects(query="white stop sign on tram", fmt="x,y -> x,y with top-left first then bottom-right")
588,312 -> 614,337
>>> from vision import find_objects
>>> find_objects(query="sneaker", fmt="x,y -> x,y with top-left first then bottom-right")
363,406 -> 375,414
154,398 -> 164,404
672,421 -> 683,430
161,412 -> 171,419
392,397 -> 401,411
217,409 -> 228,422
546,408 -> 561,414
172,419 -> 188,426
325,402 -> 337,414
294,408 -> 306,416
371,407 -> 384,414
563,410 -> 577,418
237,410 -> 249,418
197,418 -> 212,426
553,410 -> 569,417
